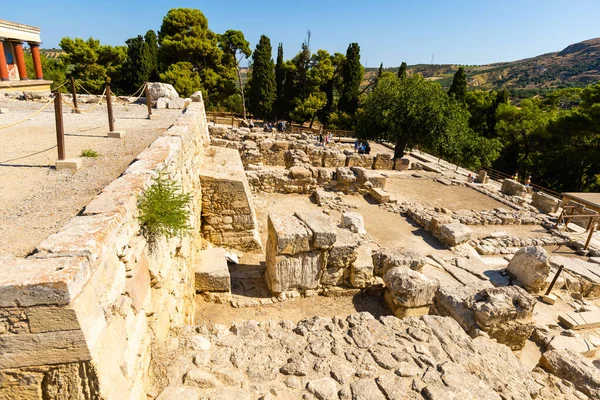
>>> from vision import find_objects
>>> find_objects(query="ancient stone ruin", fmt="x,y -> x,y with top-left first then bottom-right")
1,99 -> 600,400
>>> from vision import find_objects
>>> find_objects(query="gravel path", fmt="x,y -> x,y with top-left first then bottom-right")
0,97 -> 182,257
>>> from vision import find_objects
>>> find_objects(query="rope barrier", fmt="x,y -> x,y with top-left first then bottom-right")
75,80 -> 146,107
0,98 -> 54,131
61,87 -> 107,113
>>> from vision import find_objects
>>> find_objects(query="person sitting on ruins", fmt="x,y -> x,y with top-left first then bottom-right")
249,119 -> 254,129
354,140 -> 360,152
513,171 -> 519,181
364,142 -> 371,155
525,176 -> 531,187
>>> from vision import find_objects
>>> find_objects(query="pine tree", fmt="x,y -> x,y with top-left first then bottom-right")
275,43 -> 285,118
124,35 -> 152,92
248,35 -> 276,119
338,43 -> 363,116
144,30 -> 159,81
397,62 -> 407,79
448,67 -> 467,101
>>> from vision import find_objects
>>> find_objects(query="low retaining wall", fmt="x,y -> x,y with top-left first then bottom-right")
0,101 -> 209,399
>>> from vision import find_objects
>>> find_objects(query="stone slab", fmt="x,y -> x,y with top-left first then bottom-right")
370,187 -> 390,204
107,130 -> 126,138
547,335 -> 597,357
55,158 -> 82,171
558,311 -> 600,330
195,248 -> 231,292
0,256 -> 90,307
551,256 -> 600,284
294,211 -> 337,249
267,214 -> 312,255
542,294 -> 557,305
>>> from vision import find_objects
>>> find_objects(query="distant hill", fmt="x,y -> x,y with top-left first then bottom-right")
369,38 -> 600,93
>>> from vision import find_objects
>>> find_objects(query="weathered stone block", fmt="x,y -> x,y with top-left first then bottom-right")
501,179 -> 526,196
370,187 -> 390,204
350,244 -> 375,288
438,223 -> 472,246
540,349 -> 600,399
383,266 -> 439,317
294,211 -> 337,249
507,246 -> 550,291
532,192 -> 559,214
373,153 -> 394,170
340,211 -> 366,235
195,248 -> 231,292
266,250 -> 324,293
372,247 -> 426,276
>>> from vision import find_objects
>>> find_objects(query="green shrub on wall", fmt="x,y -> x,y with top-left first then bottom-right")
137,173 -> 192,246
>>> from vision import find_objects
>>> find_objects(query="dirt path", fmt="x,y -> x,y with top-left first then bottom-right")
0,99 -> 182,256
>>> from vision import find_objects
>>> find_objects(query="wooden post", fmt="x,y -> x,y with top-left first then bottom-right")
545,265 -> 564,296
54,93 -> 65,160
70,76 -> 80,114
584,222 -> 596,251
106,85 -> 115,132
144,81 -> 152,118
231,116 -> 234,127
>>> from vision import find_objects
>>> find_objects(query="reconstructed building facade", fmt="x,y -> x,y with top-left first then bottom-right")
0,19 -> 52,91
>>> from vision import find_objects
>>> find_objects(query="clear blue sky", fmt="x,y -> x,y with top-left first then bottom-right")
4,0 -> 600,67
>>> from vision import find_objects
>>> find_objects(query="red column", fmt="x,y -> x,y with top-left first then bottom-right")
0,41 -> 9,81
12,41 -> 28,80
29,42 -> 43,80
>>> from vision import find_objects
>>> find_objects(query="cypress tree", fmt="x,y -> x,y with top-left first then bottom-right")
448,67 -> 467,101
275,43 -> 285,118
397,61 -> 407,79
338,43 -> 362,116
375,62 -> 383,88
248,35 -> 276,119
144,30 -> 159,81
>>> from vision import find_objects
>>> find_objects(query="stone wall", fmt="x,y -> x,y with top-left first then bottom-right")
200,146 -> 261,251
0,101 -> 209,399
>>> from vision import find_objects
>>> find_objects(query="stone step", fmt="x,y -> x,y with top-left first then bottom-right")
558,311 -> 600,330
195,248 -> 231,293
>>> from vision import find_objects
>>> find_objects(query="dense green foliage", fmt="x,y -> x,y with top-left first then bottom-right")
25,52 -> 67,92
397,62 -> 407,79
59,37 -> 126,93
274,43 -> 286,118
218,29 -> 252,117
247,35 -> 276,119
137,173 -> 192,246
122,31 -> 159,93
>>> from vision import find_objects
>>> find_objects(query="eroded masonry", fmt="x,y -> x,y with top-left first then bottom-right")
1,94 -> 600,400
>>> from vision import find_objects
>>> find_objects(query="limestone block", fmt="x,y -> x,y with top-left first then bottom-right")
352,167 -> 386,188
438,223 -> 472,246
125,252 -> 151,311
501,179 -> 526,196
267,214 -> 312,256
393,157 -> 410,171
284,149 -> 310,168
476,170 -> 489,184
266,250 -> 324,293
340,211 -> 366,235
190,91 -> 203,102
350,244 -> 375,288
471,286 -> 536,350
322,150 -> 346,168
383,266 -> 439,316
27,306 -> 80,333
294,211 -> 337,249
322,228 -> 360,286
369,187 -> 390,204
167,98 -> 186,109
195,248 -> 231,292
373,153 -> 394,170
289,166 -> 312,179
147,82 -> 179,103
56,158 -> 83,171
507,246 -> 551,291
532,192 -> 559,214
156,97 -> 168,109
372,247 -> 426,276
346,154 -> 374,168
0,256 -> 90,307
313,188 -> 334,206
539,349 -> 600,399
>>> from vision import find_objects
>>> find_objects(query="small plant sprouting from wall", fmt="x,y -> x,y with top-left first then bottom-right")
137,173 -> 192,246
